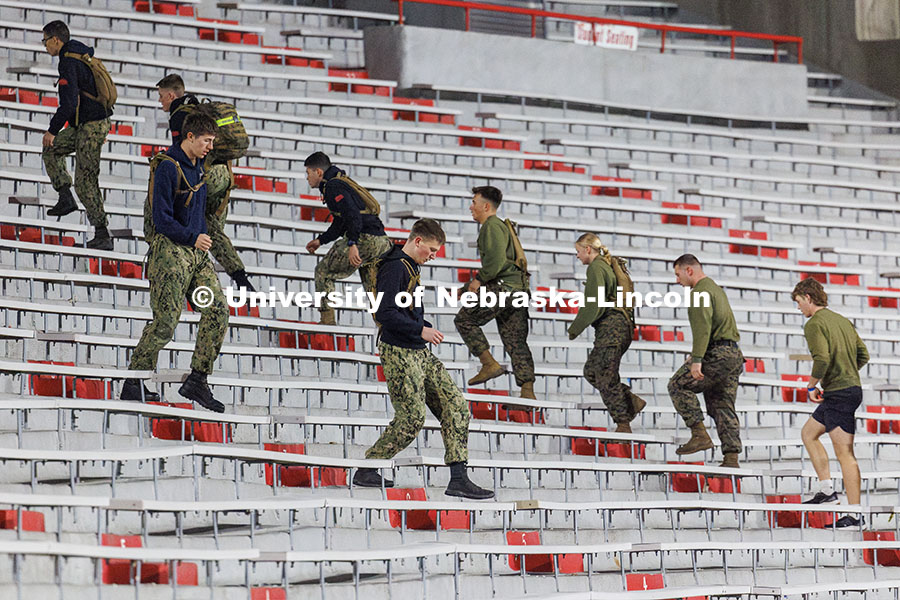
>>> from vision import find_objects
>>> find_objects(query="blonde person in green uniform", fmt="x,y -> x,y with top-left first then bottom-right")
568,233 -> 646,433
793,277 -> 869,528
669,254 -> 744,468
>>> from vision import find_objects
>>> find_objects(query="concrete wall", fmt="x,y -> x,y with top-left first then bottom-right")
673,0 -> 900,100
364,26 -> 808,118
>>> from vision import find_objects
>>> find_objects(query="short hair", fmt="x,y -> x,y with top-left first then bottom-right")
304,151 -> 331,170
181,112 -> 218,139
791,277 -> 828,307
472,185 -> 502,209
673,254 -> 702,269
409,218 -> 445,245
42,21 -> 70,44
156,74 -> 185,94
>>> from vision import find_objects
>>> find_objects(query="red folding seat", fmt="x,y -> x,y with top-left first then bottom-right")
591,176 -> 651,199
149,402 -> 232,442
866,405 -> 900,434
507,531 -> 583,573
0,510 -> 44,532
385,488 -> 469,530
864,531 -> 900,566
263,443 -> 347,488
780,374 -> 808,403
625,572 -> 664,591
868,287 -> 900,309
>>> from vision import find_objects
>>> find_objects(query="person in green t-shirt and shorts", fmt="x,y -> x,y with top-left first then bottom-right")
793,277 -> 869,528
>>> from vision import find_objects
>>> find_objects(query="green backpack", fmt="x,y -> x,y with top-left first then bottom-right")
173,99 -> 249,164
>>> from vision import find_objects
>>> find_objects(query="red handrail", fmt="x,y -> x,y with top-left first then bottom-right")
395,0 -> 803,64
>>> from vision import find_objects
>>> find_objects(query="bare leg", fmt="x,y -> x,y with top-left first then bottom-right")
801,418 -> 830,484
828,426 -> 861,505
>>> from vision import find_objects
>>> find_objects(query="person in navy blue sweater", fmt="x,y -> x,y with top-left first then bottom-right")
40,20 -> 114,250
353,218 -> 494,500
304,152 -> 392,325
122,113 -> 229,413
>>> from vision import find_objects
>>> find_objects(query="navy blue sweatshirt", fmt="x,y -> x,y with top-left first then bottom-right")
168,94 -> 199,146
317,165 -> 386,245
152,144 -> 207,247
375,246 -> 432,349
48,40 -> 112,135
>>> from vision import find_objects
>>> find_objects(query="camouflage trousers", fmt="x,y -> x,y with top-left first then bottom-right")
129,236 -> 229,374
42,118 -> 111,228
366,342 -> 470,465
668,344 -> 744,454
454,281 -> 535,387
204,161 -> 244,275
314,234 -> 393,311
584,311 -> 643,424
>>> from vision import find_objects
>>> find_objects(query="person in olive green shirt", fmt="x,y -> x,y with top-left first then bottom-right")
668,254 -> 744,468
794,277 -> 869,527
454,186 -> 536,400
568,233 -> 646,432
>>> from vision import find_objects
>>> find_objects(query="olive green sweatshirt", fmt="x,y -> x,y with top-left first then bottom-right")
476,215 -> 526,289
804,307 -> 869,391
688,277 -> 740,364
568,256 -> 617,339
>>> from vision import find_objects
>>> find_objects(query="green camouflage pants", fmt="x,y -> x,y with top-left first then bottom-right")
668,344 -> 744,454
584,311 -> 643,424
42,118 -> 111,228
366,342 -> 470,464
454,281 -> 535,386
204,161 -> 244,275
129,236 -> 229,374
314,234 -> 393,310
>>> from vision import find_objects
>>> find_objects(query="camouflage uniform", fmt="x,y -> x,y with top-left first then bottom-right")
315,234 -> 393,302
42,118 -> 111,228
584,311 -> 643,424
203,161 -> 244,275
366,342 -> 469,465
668,344 -> 744,454
129,236 -> 229,374
454,281 -> 535,387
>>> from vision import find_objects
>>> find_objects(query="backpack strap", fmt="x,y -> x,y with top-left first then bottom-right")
62,52 -> 101,103
148,153 -> 203,209
503,218 -> 531,287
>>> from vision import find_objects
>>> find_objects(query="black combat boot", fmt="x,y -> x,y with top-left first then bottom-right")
178,369 -> 225,413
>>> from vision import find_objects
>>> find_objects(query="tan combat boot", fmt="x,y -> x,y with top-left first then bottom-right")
319,308 -> 336,326
676,423 -> 714,455
468,351 -> 505,386
615,422 -> 632,434
631,394 -> 647,417
519,381 -> 536,400
719,453 -> 740,469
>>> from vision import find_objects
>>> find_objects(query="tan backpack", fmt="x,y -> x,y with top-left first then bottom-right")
504,218 -> 530,286
63,52 -> 116,112
600,252 -> 636,326
326,172 -> 381,216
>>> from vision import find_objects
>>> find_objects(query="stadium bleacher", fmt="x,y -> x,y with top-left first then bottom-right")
1,0 -> 899,597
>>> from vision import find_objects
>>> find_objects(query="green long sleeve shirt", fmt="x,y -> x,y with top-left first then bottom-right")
476,215 -> 526,290
568,256 -> 617,339
688,277 -> 740,364
803,307 -> 869,391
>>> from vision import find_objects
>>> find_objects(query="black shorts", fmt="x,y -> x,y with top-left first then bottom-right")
811,386 -> 863,435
